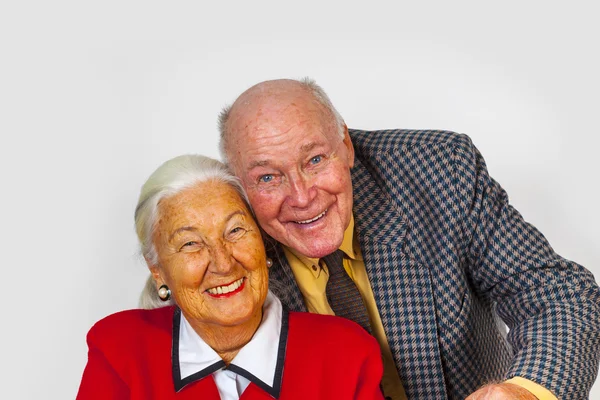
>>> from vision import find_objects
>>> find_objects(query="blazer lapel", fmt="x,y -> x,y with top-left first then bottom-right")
265,237 -> 307,312
352,155 -> 448,399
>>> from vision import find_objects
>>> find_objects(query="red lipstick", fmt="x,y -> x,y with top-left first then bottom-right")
206,278 -> 246,298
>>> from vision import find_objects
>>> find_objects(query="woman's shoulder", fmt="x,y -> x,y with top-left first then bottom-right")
287,311 -> 377,348
288,310 -> 369,331
284,311 -> 382,382
87,306 -> 175,347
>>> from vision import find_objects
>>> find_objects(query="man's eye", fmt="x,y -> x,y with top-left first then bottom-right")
259,174 -> 274,183
310,155 -> 322,165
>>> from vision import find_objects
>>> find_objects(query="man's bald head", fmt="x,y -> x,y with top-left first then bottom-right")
216,78 -> 355,257
218,78 -> 345,166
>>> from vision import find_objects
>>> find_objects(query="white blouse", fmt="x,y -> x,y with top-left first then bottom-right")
177,291 -> 284,399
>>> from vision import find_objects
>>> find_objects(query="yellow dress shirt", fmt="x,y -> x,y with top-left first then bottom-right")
282,216 -> 556,400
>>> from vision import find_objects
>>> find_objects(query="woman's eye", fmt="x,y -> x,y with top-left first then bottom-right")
227,226 -> 247,240
230,227 -> 245,235
259,174 -> 274,183
310,155 -> 322,165
180,241 -> 203,252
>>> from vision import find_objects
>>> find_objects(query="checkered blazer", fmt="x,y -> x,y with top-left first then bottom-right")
267,129 -> 600,399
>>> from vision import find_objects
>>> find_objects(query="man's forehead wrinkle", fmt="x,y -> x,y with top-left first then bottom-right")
227,80 -> 337,171
237,109 -> 334,173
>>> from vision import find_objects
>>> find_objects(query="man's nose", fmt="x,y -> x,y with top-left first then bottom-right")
286,174 -> 317,208
208,242 -> 235,274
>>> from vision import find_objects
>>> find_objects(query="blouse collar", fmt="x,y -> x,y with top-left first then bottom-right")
172,291 -> 288,398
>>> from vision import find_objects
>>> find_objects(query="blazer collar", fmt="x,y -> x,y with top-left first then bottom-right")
171,291 -> 289,398
351,156 -> 409,248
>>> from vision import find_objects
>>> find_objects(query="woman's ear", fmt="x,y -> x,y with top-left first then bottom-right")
146,260 -> 163,286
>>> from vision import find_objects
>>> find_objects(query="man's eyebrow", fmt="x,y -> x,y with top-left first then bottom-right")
248,160 -> 270,169
300,141 -> 321,153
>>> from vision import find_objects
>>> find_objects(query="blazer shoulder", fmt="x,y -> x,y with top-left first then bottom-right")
87,306 -> 174,348
348,128 -> 471,152
348,128 -> 478,185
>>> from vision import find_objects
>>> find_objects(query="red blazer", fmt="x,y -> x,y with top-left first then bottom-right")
77,306 -> 384,399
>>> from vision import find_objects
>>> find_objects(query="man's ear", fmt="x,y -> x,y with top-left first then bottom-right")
342,124 -> 355,168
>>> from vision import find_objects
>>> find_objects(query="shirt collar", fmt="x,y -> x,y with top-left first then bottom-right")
339,214 -> 361,260
172,291 -> 288,398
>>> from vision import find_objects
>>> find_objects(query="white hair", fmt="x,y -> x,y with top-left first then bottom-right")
218,77 -> 345,165
134,154 -> 249,309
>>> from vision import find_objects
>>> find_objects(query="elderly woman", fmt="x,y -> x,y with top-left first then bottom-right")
77,154 -> 384,399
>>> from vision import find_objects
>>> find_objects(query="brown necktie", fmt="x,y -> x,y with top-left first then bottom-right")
323,250 -> 372,333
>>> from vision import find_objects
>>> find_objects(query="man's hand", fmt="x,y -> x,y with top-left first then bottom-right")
465,382 -> 538,400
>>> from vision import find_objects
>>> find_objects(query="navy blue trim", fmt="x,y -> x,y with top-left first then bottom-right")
171,307 -> 226,392
227,307 -> 289,398
171,305 -> 290,397
273,307 -> 289,397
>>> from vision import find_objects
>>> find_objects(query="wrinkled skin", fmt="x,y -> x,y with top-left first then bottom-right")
149,181 -> 269,362
226,80 -> 355,258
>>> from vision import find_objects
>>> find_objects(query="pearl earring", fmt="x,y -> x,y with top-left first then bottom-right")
158,284 -> 171,301
266,258 -> 273,268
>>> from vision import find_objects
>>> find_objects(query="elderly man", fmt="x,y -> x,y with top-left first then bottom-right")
218,78 -> 600,399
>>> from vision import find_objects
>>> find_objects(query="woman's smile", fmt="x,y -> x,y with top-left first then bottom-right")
206,277 -> 246,297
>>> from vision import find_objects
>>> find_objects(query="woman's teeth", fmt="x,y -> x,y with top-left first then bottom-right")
207,277 -> 244,295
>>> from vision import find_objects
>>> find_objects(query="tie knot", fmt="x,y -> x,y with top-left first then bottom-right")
321,249 -> 345,273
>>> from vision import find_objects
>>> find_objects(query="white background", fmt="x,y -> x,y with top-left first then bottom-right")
1,1 -> 598,398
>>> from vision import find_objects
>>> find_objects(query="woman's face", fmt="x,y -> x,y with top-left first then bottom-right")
151,180 -> 268,329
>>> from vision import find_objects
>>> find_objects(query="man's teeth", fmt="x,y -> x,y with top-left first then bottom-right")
296,209 -> 327,224
207,277 -> 244,295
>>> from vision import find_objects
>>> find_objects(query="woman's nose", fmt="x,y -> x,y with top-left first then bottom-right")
208,242 -> 235,274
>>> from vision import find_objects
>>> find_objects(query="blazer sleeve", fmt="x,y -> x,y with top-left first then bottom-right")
452,133 -> 600,398
76,324 -> 129,399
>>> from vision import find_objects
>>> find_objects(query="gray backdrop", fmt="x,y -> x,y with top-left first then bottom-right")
1,0 -> 598,398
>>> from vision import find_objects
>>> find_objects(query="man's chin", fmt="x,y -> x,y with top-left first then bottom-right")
271,223 -> 345,257
288,238 -> 342,259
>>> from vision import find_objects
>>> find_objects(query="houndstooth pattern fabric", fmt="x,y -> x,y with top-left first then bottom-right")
323,250 -> 372,333
268,129 -> 600,399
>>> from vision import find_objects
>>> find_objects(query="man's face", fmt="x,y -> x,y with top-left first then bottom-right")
228,92 -> 355,258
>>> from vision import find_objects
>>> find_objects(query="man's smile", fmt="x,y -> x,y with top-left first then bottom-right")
293,209 -> 328,224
